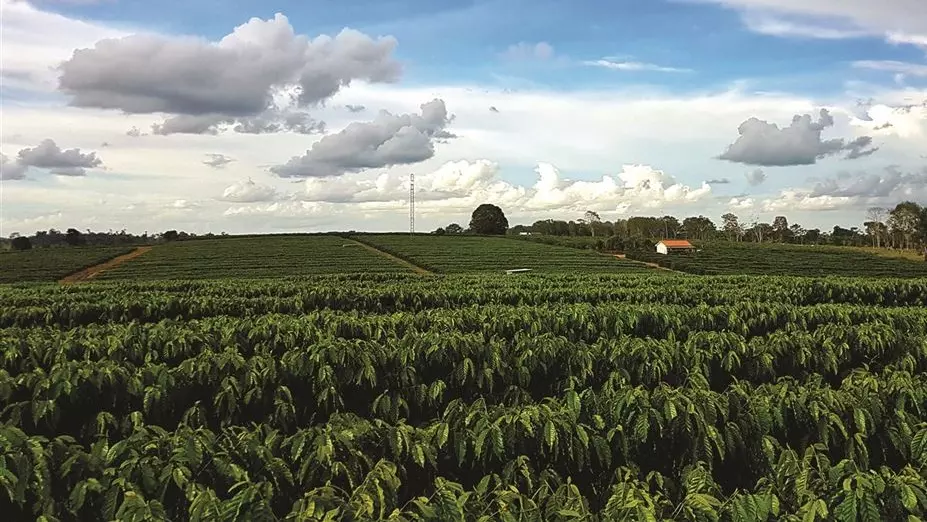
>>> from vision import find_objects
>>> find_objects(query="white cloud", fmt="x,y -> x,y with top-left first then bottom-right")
221,179 -> 279,202
760,167 -> 927,212
582,59 -> 692,73
763,190 -> 854,211
849,102 -> 927,138
299,159 -> 711,214
223,201 -> 325,217
728,197 -> 756,210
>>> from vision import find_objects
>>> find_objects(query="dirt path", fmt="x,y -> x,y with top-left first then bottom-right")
347,239 -> 432,275
59,246 -> 153,284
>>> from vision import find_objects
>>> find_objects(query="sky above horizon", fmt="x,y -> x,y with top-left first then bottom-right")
1,0 -> 926,235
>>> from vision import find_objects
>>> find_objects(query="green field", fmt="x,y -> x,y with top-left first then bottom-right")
3,273 -> 927,520
352,234 -> 655,273
98,236 -> 411,280
0,245 -> 134,283
630,241 -> 927,277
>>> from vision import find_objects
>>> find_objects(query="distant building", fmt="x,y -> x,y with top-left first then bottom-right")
655,239 -> 695,255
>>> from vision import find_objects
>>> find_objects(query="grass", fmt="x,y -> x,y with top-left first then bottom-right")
98,236 -> 412,280
628,241 -> 927,277
0,246 -> 135,284
351,234 -> 658,274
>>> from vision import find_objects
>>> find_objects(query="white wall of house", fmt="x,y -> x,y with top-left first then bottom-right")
656,242 -> 669,255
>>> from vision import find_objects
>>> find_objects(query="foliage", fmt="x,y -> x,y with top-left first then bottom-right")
98,236 -> 412,281
10,237 -> 32,251
628,241 -> 927,277
0,246 -> 132,283
2,274 -> 927,520
469,204 -> 509,235
350,235 -> 655,273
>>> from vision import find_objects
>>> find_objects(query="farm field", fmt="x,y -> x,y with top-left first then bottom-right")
98,235 -> 411,280
630,240 -> 927,277
3,273 -> 927,520
0,245 -> 134,284
351,234 -> 655,273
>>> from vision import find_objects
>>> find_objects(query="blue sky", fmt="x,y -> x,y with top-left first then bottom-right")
1,0 -> 925,234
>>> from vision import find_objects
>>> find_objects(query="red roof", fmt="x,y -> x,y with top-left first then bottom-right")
659,239 -> 694,248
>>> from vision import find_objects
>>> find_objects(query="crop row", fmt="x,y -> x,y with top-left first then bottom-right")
98,237 -> 410,281
350,235 -> 651,274
5,371 -> 927,520
628,242 -> 927,278
0,246 -> 134,283
4,275 -> 927,329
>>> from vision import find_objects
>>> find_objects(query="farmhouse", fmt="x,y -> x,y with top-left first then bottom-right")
655,239 -> 694,255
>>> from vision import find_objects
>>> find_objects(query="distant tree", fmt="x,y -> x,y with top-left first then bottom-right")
789,224 -> 806,244
682,215 -> 716,241
584,210 -> 602,237
888,201 -> 922,249
11,236 -> 31,251
804,228 -> 822,244
433,227 -> 447,235
162,230 -> 179,242
660,216 -> 681,239
65,228 -> 84,246
469,204 -> 508,235
445,223 -> 464,234
721,213 -> 743,241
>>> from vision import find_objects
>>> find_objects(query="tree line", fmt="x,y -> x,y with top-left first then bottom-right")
505,202 -> 927,252
3,228 -> 220,251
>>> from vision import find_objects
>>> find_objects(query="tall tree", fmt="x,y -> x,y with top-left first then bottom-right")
65,228 -> 84,246
721,213 -> 743,241
865,207 -> 888,248
445,223 -> 464,234
584,210 -> 602,237
469,204 -> 509,235
888,201 -> 922,249
771,216 -> 789,242
682,216 -> 716,241
660,216 -> 681,239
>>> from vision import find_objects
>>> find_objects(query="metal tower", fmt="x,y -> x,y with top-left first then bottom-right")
409,173 -> 415,235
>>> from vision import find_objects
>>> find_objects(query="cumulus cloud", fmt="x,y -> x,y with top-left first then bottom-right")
718,109 -> 878,166
501,41 -> 555,61
706,178 -> 731,184
745,168 -> 767,186
58,13 -> 401,133
233,110 -> 326,135
489,106 -> 500,113
14,139 -> 102,176
152,114 -> 226,135
728,197 -> 756,210
271,99 -> 454,178
203,153 -> 235,168
221,179 -> 279,202
1,154 -> 29,181
298,159 -> 711,215
762,167 -> 927,212
810,167 -> 927,198
223,201 -> 323,217
849,101 -> 927,138
345,104 -> 366,113
582,59 -> 692,73
126,126 -> 144,137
